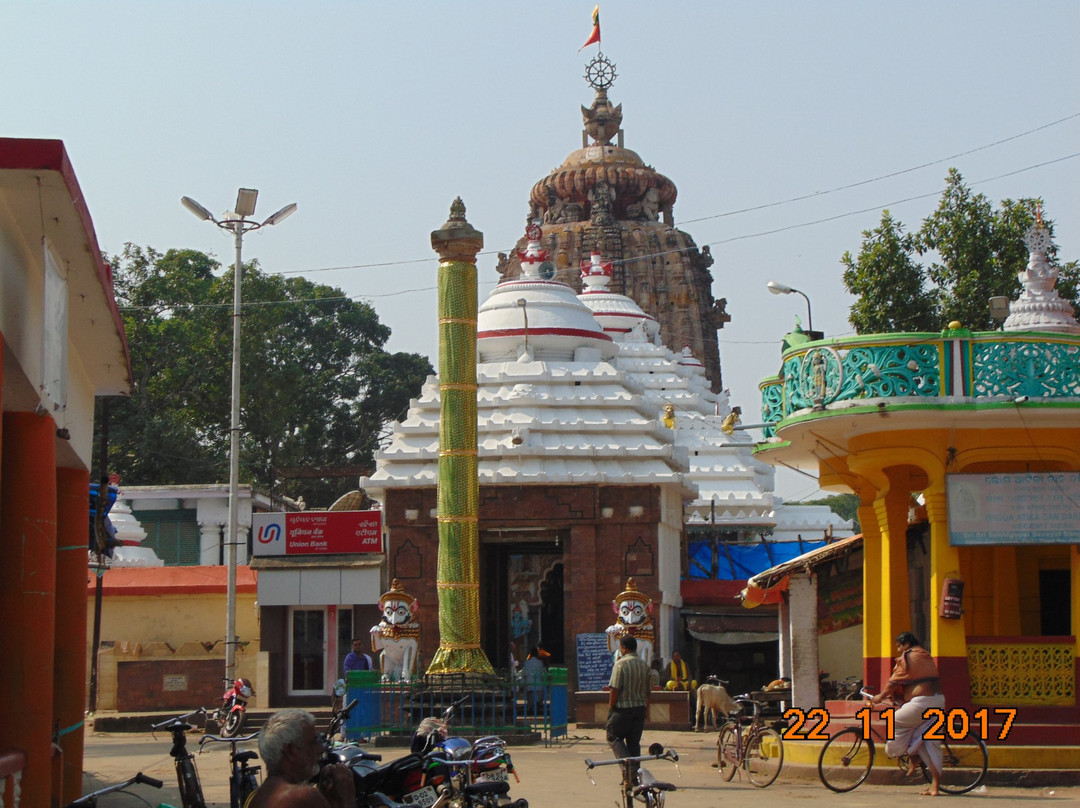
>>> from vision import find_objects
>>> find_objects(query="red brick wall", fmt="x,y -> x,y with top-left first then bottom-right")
383,483 -> 668,691
117,659 -> 223,712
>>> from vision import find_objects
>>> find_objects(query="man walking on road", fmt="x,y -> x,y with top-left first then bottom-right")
607,634 -> 650,783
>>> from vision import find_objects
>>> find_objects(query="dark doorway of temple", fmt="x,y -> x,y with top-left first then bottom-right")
480,539 -> 565,675
1039,569 -> 1071,636
694,639 -> 779,699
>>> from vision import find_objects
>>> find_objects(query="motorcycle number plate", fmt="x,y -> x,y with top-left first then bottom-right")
477,769 -> 508,782
403,787 -> 438,807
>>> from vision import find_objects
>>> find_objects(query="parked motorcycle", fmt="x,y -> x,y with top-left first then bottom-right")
323,695 -> 525,808
320,697 -> 425,807
213,677 -> 255,737
406,698 -> 526,808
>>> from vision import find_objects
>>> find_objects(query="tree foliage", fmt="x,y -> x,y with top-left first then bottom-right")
101,245 -> 433,508
842,169 -> 1079,334
803,494 -> 861,531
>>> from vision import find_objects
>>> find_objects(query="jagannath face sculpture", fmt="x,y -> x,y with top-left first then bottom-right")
617,597 -> 650,626
382,598 -> 416,626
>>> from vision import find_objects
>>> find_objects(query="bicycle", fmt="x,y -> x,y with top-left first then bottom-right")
817,688 -> 989,794
200,731 -> 261,808
63,772 -> 162,807
151,708 -> 208,808
715,694 -> 784,787
584,743 -> 679,808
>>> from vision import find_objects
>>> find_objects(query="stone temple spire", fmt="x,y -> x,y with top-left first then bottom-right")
496,55 -> 728,392
1003,214 -> 1080,334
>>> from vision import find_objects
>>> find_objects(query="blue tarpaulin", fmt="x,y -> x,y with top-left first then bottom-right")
686,540 -> 827,581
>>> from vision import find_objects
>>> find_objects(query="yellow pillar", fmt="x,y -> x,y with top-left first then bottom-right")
857,497 -> 884,688
874,470 -> 913,653
923,485 -> 970,706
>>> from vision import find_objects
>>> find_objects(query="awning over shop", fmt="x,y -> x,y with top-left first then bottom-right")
685,612 -> 779,645
739,534 -> 863,609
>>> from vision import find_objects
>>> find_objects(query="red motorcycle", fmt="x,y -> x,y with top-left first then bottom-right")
213,677 -> 254,737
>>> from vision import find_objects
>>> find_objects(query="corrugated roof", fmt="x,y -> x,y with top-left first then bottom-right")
747,534 -> 863,591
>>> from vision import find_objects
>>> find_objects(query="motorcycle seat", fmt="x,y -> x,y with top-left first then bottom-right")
464,780 -> 510,797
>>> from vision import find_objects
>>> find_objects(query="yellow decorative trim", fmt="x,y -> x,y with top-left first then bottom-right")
437,515 -> 478,523
437,642 -> 482,650
438,448 -> 477,456
437,581 -> 480,590
968,643 -> 1075,705
439,383 -> 478,391
439,317 -> 478,325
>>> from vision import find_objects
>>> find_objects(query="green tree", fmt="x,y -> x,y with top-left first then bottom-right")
841,211 -> 937,333
842,169 -> 1079,333
102,244 -> 433,508
803,493 -> 861,531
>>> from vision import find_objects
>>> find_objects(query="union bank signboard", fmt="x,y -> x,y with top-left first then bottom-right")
252,510 -> 383,556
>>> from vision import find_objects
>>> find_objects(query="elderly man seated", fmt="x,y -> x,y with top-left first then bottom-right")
247,709 -> 354,808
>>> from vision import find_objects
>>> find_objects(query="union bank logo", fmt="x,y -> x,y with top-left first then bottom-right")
257,523 -> 282,544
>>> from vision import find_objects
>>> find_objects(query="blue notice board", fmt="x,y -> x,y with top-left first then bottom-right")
576,633 -> 614,691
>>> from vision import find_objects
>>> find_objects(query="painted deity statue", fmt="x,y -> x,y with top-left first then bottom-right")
605,577 -> 655,666
370,579 -> 421,682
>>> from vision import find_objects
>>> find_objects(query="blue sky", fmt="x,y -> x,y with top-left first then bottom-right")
5,1 -> 1078,499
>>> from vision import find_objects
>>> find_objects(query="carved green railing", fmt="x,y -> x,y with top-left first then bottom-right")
759,330 -> 1080,437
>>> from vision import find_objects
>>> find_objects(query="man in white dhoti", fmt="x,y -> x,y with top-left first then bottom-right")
869,632 -> 944,796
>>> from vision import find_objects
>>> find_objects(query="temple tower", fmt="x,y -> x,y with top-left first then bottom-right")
496,53 -> 728,391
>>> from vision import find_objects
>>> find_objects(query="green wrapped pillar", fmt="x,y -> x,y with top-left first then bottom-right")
427,198 -> 494,676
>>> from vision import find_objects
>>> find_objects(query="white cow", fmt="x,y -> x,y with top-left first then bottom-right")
695,680 -> 737,731
370,579 -> 420,682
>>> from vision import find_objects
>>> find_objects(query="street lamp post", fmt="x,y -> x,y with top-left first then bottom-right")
181,190 -> 296,681
766,280 -> 814,335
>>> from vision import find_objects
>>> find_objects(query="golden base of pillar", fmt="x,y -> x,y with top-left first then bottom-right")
426,647 -> 496,677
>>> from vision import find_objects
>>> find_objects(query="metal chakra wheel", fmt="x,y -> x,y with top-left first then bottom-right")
584,53 -> 618,91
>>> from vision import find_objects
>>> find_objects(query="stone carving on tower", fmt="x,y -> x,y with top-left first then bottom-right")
498,53 -> 725,391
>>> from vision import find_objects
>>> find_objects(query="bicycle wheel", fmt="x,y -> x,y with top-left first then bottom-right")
928,730 -> 988,795
744,727 -> 783,787
716,722 -> 739,781
818,728 -> 873,793
177,757 -> 207,808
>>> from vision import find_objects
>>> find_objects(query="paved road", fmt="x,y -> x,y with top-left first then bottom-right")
80,727 -> 1077,807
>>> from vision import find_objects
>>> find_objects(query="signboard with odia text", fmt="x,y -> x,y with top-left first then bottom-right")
947,473 -> 1080,545
252,511 -> 383,556
576,633 -> 615,692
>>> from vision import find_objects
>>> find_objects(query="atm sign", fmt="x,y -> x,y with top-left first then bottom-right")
252,511 -> 383,556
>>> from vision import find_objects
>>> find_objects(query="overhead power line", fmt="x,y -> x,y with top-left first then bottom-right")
122,144 -> 1080,313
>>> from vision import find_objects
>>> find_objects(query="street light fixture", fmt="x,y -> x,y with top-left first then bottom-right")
766,280 -> 814,335
181,189 -> 296,681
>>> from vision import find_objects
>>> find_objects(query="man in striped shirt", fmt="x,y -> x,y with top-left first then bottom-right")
607,634 -> 650,780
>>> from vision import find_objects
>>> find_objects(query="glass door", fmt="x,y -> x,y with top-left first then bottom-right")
289,607 -> 326,695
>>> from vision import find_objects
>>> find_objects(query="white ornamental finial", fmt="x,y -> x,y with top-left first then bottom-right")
580,251 -> 613,292
1004,208 -> 1080,335
516,223 -> 551,280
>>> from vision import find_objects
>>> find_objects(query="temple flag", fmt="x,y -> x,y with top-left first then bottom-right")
579,5 -> 601,51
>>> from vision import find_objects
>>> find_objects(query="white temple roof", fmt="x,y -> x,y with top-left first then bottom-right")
363,237 -> 851,543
